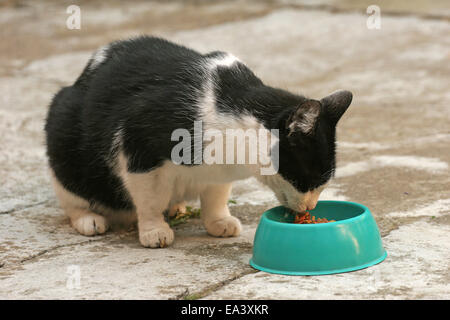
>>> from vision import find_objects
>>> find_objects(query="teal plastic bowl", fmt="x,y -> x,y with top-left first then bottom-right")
250,201 -> 387,275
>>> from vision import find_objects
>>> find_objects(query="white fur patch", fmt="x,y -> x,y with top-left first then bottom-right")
257,173 -> 325,212
199,53 -> 243,129
197,56 -> 277,173
89,45 -> 109,70
213,54 -> 239,67
117,152 -> 241,245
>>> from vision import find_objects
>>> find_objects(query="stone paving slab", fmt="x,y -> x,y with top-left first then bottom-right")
0,222 -> 257,299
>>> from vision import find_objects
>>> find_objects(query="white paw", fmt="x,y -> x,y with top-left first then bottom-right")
205,216 -> 242,237
72,214 -> 108,236
139,226 -> 174,248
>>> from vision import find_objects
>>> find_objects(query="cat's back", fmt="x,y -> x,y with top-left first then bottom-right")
75,36 -> 205,89
110,36 -> 202,61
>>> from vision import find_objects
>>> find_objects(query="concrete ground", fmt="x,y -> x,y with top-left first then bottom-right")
0,0 -> 449,299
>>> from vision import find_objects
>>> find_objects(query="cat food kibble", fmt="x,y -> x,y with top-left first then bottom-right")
293,212 -> 335,224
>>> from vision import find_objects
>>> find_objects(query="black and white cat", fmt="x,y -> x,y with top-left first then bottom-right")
45,36 -> 352,248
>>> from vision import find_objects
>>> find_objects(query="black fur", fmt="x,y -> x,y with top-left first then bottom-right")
45,36 -> 352,210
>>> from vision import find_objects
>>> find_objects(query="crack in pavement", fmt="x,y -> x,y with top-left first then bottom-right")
173,268 -> 259,300
18,239 -> 103,264
0,200 -> 51,215
1,231 -> 136,269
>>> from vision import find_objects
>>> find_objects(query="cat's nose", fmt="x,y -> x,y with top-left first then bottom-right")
303,190 -> 320,211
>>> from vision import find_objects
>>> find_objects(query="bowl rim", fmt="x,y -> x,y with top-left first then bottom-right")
262,200 -> 370,228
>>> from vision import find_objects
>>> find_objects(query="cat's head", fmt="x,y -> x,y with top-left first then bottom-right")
263,90 -> 353,213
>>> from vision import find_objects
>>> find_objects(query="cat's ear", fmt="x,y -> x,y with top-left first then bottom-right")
321,90 -> 353,125
286,100 -> 321,136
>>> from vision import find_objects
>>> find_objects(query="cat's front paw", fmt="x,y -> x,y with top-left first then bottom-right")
139,226 -> 174,248
205,216 -> 242,237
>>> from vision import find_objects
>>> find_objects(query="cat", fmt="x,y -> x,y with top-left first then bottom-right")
45,36 -> 353,248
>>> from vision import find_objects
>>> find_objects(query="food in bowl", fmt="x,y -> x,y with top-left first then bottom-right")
293,211 -> 335,224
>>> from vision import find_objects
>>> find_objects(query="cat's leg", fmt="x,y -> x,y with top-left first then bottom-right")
120,164 -> 174,248
200,183 -> 241,237
50,170 -> 108,236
